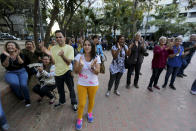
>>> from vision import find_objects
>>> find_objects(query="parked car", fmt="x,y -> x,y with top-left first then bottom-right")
0,34 -> 20,40
25,35 -> 34,40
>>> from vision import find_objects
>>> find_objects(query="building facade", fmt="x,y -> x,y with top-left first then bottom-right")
140,0 -> 196,39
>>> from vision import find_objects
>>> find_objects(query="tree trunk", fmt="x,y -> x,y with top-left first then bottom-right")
114,26 -> 116,43
44,5 -> 59,47
58,0 -> 84,36
132,0 -> 138,37
2,17 -> 11,31
33,0 -> 39,47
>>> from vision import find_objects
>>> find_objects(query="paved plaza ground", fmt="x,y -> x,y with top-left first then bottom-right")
0,42 -> 196,131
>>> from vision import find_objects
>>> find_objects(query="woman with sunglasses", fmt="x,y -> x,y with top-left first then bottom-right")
74,39 -> 101,130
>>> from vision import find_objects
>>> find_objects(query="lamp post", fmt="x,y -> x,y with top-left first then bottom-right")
38,0 -> 44,40
144,0 -> 151,40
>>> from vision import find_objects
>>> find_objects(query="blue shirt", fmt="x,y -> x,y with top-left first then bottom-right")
72,43 -> 78,49
167,45 -> 184,67
80,44 -> 104,57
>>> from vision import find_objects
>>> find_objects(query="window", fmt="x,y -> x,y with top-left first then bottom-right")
179,13 -> 187,17
189,12 -> 196,18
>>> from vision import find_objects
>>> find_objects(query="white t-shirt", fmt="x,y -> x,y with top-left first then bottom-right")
75,54 -> 101,86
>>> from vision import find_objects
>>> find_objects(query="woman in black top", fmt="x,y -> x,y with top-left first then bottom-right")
0,41 -> 31,107
126,33 -> 148,88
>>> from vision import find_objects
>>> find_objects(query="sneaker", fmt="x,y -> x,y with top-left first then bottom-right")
153,85 -> 160,90
72,104 -> 78,112
105,91 -> 110,97
134,84 -> 139,88
25,100 -> 31,107
76,119 -> 83,130
126,84 -> 130,89
147,87 -> 153,92
87,113 -> 94,123
2,123 -> 9,131
162,84 -> 166,88
169,85 -> 176,90
190,90 -> 196,95
49,98 -> 55,104
114,90 -> 120,96
177,74 -> 183,78
182,73 -> 187,77
54,102 -> 65,108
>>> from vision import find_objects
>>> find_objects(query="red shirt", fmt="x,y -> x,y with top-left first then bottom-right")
152,45 -> 173,68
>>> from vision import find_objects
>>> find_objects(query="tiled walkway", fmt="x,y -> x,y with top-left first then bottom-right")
6,50 -> 196,131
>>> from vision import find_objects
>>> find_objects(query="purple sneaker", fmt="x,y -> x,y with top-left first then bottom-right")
76,119 -> 82,130
87,113 -> 94,123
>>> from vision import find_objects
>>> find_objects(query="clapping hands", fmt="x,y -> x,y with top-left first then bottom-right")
58,50 -> 64,56
37,66 -> 43,73
117,43 -> 122,50
15,48 -> 20,56
2,50 -> 10,57
79,56 -> 84,66
91,58 -> 97,70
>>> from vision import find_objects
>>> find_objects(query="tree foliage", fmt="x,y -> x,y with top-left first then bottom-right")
102,0 -> 152,39
56,0 -> 84,35
149,3 -> 189,38
0,0 -> 33,34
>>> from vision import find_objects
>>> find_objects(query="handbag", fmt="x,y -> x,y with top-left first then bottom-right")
100,61 -> 105,74
98,48 -> 106,74
124,56 -> 129,69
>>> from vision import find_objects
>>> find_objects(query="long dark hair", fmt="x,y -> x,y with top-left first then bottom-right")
4,41 -> 20,52
116,35 -> 124,44
83,39 -> 96,60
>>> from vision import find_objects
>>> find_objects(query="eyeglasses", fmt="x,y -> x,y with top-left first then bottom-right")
56,37 -> 62,39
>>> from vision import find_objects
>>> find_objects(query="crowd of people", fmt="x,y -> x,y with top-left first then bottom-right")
0,30 -> 195,131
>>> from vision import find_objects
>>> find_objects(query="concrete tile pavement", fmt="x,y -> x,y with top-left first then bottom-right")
5,50 -> 196,131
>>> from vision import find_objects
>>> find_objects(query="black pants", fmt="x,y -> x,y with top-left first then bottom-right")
33,84 -> 56,99
55,70 -> 77,105
148,68 -> 164,87
127,63 -> 142,85
108,72 -> 123,91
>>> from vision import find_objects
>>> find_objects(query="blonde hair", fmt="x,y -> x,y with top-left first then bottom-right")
135,32 -> 141,37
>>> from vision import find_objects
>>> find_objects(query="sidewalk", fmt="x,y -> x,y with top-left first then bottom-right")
4,50 -> 196,131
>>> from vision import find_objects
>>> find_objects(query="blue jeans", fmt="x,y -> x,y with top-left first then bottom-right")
5,68 -> 30,101
191,79 -> 196,92
163,66 -> 180,86
0,97 -> 8,129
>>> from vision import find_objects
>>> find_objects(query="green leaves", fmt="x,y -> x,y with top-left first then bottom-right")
150,2 -> 192,38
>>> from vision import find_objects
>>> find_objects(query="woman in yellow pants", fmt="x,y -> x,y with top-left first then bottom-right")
74,39 -> 101,130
